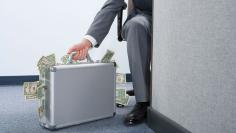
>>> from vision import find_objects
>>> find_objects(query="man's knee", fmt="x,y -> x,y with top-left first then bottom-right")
122,15 -> 151,39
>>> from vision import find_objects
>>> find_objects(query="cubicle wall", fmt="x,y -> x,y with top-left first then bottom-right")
149,0 -> 236,133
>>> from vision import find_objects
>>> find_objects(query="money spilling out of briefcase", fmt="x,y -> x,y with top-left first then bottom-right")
39,63 -> 116,130
23,51 -> 117,130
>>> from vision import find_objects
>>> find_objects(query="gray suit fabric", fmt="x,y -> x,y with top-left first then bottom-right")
86,0 -> 152,102
122,14 -> 152,102
86,0 -> 127,46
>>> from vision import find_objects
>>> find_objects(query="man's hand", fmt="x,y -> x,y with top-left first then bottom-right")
67,39 -> 92,61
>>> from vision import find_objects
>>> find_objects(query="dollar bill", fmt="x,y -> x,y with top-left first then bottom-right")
38,106 -> 44,118
101,50 -> 114,63
37,54 -> 56,75
38,58 -> 49,74
46,54 -> 56,66
61,52 -> 95,64
61,52 -> 80,64
40,68 -> 50,80
38,98 -> 46,118
25,95 -> 38,100
24,54 -> 55,101
23,82 -> 37,96
37,56 -> 46,68
37,84 -> 46,99
67,52 -> 77,64
23,82 -> 38,100
61,54 -> 69,64
116,88 -> 129,106
116,73 -> 126,84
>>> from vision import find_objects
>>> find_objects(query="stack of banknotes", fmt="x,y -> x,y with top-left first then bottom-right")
24,54 -> 56,118
116,73 -> 130,106
23,49 -> 129,118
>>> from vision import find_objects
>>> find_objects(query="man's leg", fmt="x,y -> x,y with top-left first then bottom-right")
123,14 -> 152,103
122,14 -> 152,125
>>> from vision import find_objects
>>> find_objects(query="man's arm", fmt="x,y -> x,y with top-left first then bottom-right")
68,0 -> 126,60
86,0 -> 127,47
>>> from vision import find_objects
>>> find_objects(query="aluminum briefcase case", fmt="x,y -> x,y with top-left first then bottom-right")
39,63 -> 116,130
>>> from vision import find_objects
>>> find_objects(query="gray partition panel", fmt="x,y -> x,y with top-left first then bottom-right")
151,0 -> 236,133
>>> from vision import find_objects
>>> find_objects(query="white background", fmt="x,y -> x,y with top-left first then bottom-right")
0,0 -> 130,76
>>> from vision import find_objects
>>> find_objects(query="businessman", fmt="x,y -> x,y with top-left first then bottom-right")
68,0 -> 152,126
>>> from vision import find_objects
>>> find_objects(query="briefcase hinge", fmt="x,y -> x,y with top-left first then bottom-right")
112,61 -> 117,67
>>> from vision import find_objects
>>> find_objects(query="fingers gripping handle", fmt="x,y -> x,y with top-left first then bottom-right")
67,52 -> 94,64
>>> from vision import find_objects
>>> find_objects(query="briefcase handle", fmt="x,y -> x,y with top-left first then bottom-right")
86,54 -> 94,63
67,52 -> 94,64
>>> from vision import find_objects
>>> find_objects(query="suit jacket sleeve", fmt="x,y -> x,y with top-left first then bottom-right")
86,0 -> 127,47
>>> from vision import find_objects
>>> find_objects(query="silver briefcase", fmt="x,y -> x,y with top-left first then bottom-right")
39,63 -> 116,130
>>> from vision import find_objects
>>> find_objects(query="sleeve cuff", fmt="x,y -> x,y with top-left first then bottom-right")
83,35 -> 98,47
